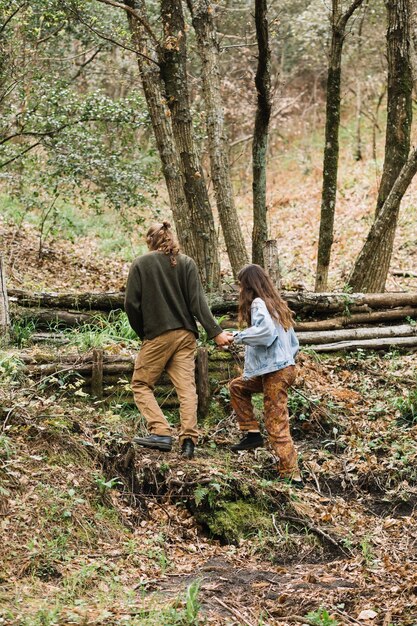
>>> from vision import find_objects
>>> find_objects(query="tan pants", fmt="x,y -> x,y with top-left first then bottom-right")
229,366 -> 300,479
131,329 -> 198,444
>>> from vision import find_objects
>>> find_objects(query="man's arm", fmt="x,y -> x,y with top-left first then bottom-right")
124,263 -> 144,340
186,259 -> 231,346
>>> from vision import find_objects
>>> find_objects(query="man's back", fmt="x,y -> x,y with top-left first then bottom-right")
125,251 -> 221,341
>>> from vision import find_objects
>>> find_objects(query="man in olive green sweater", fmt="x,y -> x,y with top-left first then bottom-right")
125,221 -> 232,459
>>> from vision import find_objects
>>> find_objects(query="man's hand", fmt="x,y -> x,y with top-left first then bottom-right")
214,331 -> 234,347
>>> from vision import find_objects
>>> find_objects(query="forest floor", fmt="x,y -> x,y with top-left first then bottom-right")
1,153 -> 417,625
1,342 -> 417,626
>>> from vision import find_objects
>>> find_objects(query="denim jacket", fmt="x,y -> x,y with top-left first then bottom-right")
233,298 -> 299,380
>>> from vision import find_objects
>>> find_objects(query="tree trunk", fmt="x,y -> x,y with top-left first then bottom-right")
348,146 -> 417,292
349,0 -> 414,293
125,2 -> 208,281
376,0 -> 413,215
410,0 -> 417,85
315,22 -> 343,292
252,0 -> 272,267
315,0 -> 365,292
159,0 -> 220,288
0,255 -> 10,345
263,239 -> 281,289
188,0 -> 248,278
354,3 -> 367,161
126,8 -> 188,249
125,1 -> 217,285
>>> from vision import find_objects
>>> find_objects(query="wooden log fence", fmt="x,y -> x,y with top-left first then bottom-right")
19,347 -> 241,416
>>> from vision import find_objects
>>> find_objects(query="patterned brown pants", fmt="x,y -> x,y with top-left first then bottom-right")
229,366 -> 300,479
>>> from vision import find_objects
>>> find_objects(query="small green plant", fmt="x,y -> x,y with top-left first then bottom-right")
94,474 -> 122,496
360,536 -> 375,566
11,317 -> 37,347
0,433 -> 15,460
341,294 -> 353,317
393,389 -> 417,427
0,352 -> 24,382
288,389 -> 312,421
306,608 -> 339,626
194,481 -> 222,508
198,315 -> 228,346
184,580 -> 201,625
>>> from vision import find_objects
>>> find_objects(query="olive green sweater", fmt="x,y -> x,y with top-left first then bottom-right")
124,251 -> 222,341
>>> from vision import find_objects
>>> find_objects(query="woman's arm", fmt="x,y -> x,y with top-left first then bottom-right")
233,299 -> 276,347
289,327 -> 299,358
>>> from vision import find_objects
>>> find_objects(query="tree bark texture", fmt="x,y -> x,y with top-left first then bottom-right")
293,307 -> 417,331
410,0 -> 417,85
263,239 -> 281,289
297,323 -> 417,345
348,146 -> 417,291
315,0 -> 365,292
376,0 -> 413,214
159,0 -> 220,288
126,2 -> 194,262
189,0 -> 248,278
354,3 -> 367,161
0,255 -> 10,344
252,0 -> 272,267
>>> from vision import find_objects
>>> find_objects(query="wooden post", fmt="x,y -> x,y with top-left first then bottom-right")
0,255 -> 10,345
91,349 -> 104,398
264,239 -> 281,289
196,347 -> 210,419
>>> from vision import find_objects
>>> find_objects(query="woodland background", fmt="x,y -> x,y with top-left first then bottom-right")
1,2 -> 417,626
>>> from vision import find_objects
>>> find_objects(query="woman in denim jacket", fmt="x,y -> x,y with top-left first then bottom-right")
230,264 -> 302,485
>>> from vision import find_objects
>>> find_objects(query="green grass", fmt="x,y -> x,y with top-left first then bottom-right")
63,311 -> 138,350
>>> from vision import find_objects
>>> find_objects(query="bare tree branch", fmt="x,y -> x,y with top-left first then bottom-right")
0,141 -> 42,169
94,0 -> 159,46
71,47 -> 103,81
69,8 -> 159,66
38,45 -> 102,62
340,0 -> 365,29
0,2 -> 27,36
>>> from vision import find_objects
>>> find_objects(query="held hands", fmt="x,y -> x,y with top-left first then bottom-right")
214,331 -> 234,348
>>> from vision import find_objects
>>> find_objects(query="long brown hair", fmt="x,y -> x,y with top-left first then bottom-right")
238,264 -> 294,331
146,221 -> 180,267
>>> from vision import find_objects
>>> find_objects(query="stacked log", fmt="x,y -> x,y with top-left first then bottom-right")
7,288 -> 417,353
8,288 -> 417,316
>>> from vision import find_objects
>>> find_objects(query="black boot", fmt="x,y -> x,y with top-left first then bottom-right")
133,434 -> 172,451
231,431 -> 264,452
181,438 -> 195,459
